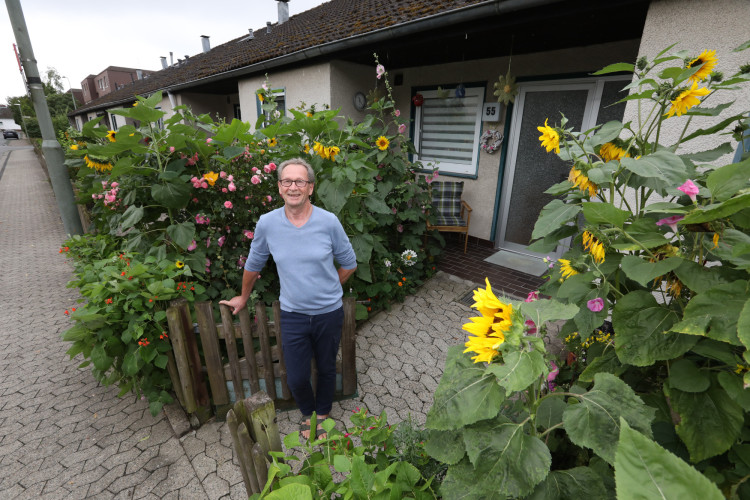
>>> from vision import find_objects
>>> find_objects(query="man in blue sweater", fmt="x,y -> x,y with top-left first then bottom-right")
220,158 -> 357,439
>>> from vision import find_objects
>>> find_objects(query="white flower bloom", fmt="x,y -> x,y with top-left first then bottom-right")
401,249 -> 417,267
384,259 -> 392,268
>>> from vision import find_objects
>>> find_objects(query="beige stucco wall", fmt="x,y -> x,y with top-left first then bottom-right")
177,92 -> 235,122
390,39 -> 641,241
330,60 -> 373,124
622,0 -> 750,160
238,63 -> 332,125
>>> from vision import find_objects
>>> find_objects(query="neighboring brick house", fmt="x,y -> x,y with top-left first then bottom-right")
68,0 -> 750,252
80,66 -> 156,104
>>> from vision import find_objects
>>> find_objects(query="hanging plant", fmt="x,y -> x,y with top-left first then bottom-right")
494,68 -> 519,105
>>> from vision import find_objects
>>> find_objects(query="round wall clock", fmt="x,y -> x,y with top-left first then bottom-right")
353,92 -> 367,111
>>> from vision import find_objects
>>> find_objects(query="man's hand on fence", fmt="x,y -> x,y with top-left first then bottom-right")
219,296 -> 246,315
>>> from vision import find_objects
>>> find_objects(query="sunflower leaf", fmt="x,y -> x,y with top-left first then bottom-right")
531,200 -> 581,240
527,467 -> 609,500
592,63 -> 634,75
671,280 -> 749,345
486,350 -> 547,396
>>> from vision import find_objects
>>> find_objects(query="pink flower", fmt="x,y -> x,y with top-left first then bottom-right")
376,175 -> 383,181
218,236 -> 226,248
169,146 -> 175,153
220,171 -> 227,178
243,230 -> 254,240
376,64 -> 385,79
237,256 -> 247,268
187,240 -> 197,251
110,182 -> 119,188
206,138 -> 213,144
398,123 -> 407,134
524,319 -> 537,335
525,291 -> 539,303
205,258 -> 211,272
548,361 -> 560,391
227,174 -> 234,181
266,195 -> 272,202
394,109 -> 401,117
224,200 -> 233,209
251,167 -> 259,173
221,188 -> 228,193
263,164 -> 271,173
251,175 -> 261,185
677,179 -> 699,202
392,207 -> 397,214
587,297 -> 605,312
206,237 -> 211,248
201,182 -> 208,189
656,215 -> 684,233
397,224 -> 404,233
267,162 -> 276,171
228,182 -> 236,192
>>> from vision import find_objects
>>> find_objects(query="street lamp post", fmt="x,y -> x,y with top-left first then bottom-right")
63,76 -> 77,109
13,103 -> 28,139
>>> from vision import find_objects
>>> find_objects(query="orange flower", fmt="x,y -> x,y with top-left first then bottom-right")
398,282 -> 403,287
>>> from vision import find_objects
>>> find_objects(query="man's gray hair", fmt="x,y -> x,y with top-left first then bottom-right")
278,158 -> 315,183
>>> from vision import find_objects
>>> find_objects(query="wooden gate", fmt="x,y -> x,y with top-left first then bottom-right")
165,297 -> 357,419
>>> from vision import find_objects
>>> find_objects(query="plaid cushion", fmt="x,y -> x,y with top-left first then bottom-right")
434,214 -> 467,226
431,181 -> 464,218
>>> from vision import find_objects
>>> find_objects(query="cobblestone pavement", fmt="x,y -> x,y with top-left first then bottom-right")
0,145 -> 479,498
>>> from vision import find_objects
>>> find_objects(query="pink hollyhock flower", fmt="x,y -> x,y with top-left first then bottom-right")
218,236 -> 226,248
206,237 -> 211,248
201,181 -> 208,189
206,138 -> 213,144
205,258 -> 211,272
392,207 -> 397,214
525,291 -> 539,303
251,175 -> 261,185
243,230 -> 254,240
678,179 -> 699,202
398,123 -> 407,134
169,146 -> 175,153
110,182 -> 119,188
187,240 -> 197,251
228,182 -> 236,192
251,167 -> 259,173
265,195 -> 272,202
524,319 -> 537,335
237,256 -> 247,268
587,297 -> 605,312
376,64 -> 385,79
656,215 -> 684,232
245,196 -> 250,200
227,174 -> 234,181
397,224 -> 404,233
376,175 -> 383,181
101,180 -> 107,188
394,109 -> 401,117
267,162 -> 276,171
263,164 -> 271,173
220,171 -> 227,178
221,188 -> 228,193
224,200 -> 233,209
548,361 -> 560,391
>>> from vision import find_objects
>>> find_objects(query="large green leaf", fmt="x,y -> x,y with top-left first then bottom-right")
316,178 -> 353,214
717,371 -> 750,412
563,373 -> 655,464
620,255 -> 682,287
681,193 -> 750,224
531,200 -> 581,240
592,63 -> 635,75
620,150 -> 689,193
461,416 -> 552,498
706,156 -> 750,201
710,229 -> 750,270
739,297 -> 750,354
674,259 -> 732,294
120,205 -> 144,230
590,121 -> 624,147
579,348 -> 624,382
671,381 -> 744,462
440,458 -> 506,500
582,202 -> 630,227
363,196 -> 391,214
350,233 -> 374,263
426,346 -> 504,430
151,181 -> 192,209
612,291 -> 694,366
91,344 -> 114,371
573,289 -> 608,335
424,429 -> 465,465
485,350 -> 547,396
667,359 -> 710,392
166,222 -> 196,250
527,467 -> 608,500
614,420 -> 723,500
671,280 -> 749,345
535,397 -> 567,430
521,299 -> 580,327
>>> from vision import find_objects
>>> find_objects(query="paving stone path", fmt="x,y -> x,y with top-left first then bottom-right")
0,144 -> 479,498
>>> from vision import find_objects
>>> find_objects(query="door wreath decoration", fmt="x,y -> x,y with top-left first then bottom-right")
480,129 -> 504,154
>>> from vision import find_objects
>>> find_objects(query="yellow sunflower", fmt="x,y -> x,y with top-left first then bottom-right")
106,130 -> 117,142
537,119 -> 560,154
70,144 -> 79,151
665,81 -> 711,118
268,137 -> 278,147
582,231 -> 606,264
175,260 -> 185,269
471,278 -> 507,317
463,334 -> 504,364
257,93 -> 265,103
83,155 -> 113,173
599,142 -> 629,162
687,50 -> 718,82
204,171 -> 219,186
133,101 -> 139,107
568,167 -> 598,197
558,259 -> 579,280
376,136 -> 390,151
304,143 -> 311,154
328,146 -> 340,160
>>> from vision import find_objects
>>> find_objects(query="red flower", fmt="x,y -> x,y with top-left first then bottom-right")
128,276 -> 133,280
105,298 -> 113,304
64,310 -> 69,315
121,271 -> 126,276
71,307 -> 76,312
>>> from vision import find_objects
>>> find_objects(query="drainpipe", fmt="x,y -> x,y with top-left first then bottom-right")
201,35 -> 210,53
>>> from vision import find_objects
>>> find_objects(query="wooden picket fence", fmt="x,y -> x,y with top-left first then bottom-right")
226,391 -> 282,495
164,297 -> 357,420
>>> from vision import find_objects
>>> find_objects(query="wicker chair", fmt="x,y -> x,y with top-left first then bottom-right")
426,181 -> 473,253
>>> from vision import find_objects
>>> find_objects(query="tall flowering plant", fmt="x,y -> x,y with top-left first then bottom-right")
424,42 -> 750,499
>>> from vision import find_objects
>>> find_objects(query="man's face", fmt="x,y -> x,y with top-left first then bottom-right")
278,164 -> 314,208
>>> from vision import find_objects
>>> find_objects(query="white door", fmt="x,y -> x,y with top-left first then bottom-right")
495,77 -> 629,257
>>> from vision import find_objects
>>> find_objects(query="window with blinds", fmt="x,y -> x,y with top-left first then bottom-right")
414,86 -> 484,176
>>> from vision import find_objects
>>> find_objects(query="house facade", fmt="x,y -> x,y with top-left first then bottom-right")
68,0 -> 750,256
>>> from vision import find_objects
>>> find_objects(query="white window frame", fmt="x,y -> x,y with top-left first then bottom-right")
413,85 -> 484,176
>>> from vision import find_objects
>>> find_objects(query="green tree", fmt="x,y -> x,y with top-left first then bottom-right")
5,67 -> 75,138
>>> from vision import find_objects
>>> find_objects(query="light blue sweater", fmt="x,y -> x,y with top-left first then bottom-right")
245,205 -> 357,315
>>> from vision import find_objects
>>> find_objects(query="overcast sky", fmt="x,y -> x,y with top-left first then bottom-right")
1,0 -> 327,105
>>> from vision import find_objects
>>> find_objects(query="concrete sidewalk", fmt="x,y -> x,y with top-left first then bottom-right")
0,146 -> 477,498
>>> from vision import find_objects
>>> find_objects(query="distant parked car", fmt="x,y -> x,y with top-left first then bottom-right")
3,130 -> 19,139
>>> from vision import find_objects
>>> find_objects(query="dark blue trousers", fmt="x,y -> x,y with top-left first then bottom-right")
280,306 -> 343,416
